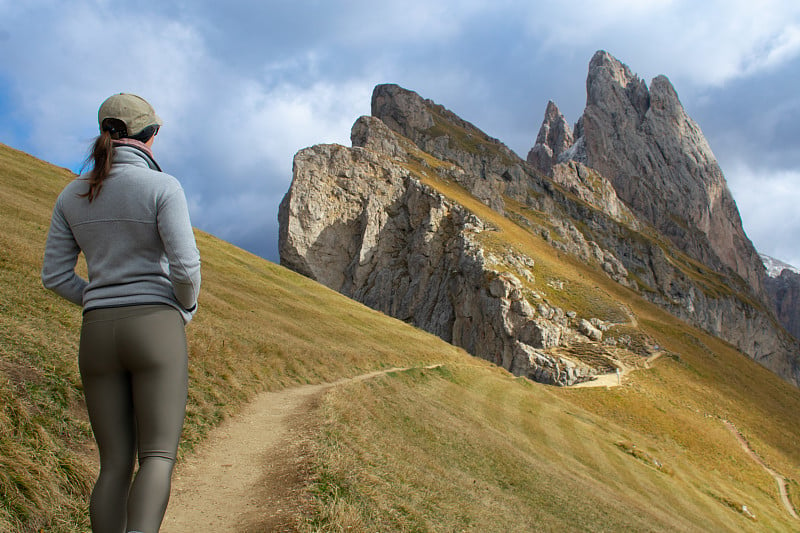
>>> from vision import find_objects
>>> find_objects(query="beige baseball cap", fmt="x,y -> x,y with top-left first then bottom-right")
98,93 -> 163,137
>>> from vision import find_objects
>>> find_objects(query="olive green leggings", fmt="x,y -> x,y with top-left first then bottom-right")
79,304 -> 188,533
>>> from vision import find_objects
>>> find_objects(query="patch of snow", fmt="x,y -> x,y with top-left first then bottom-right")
760,253 -> 800,278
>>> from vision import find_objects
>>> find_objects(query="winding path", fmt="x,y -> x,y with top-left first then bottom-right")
160,357 -> 798,530
722,420 -> 799,520
161,368 -> 410,532
569,350 -> 665,389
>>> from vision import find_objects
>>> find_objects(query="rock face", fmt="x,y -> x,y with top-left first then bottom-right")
765,269 -> 800,341
549,51 -> 766,296
372,84 -> 529,214
525,52 -> 799,384
279,53 -> 800,388
527,101 -> 574,175
279,116 -> 599,386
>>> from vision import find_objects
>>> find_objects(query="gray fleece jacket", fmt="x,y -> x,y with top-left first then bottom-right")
42,144 -> 201,323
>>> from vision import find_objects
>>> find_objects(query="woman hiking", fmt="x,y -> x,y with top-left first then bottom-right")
42,93 -> 201,533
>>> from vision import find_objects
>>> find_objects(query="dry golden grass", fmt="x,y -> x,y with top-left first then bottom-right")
3,141 -> 800,532
301,158 -> 800,531
0,142 -> 467,531
308,361 -> 798,531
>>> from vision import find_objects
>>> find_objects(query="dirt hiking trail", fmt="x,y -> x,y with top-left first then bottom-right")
161,355 -> 798,530
160,354 -> 662,530
722,420 -> 799,521
569,350 -> 664,389
161,368 -> 408,532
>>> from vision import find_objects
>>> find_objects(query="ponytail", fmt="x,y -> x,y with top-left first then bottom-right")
80,117 -> 131,202
80,130 -> 115,202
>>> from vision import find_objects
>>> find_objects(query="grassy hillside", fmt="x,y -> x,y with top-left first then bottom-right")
304,159 -> 800,530
0,142 -> 466,531
1,141 -> 799,532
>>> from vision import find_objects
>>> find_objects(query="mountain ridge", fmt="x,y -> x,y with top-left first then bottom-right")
534,50 -> 765,296
280,51 -> 799,387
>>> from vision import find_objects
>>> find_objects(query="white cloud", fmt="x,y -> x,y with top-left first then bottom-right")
310,0 -> 491,47
162,74 -> 374,201
524,0 -> 800,87
221,79 -> 371,174
157,74 -> 375,255
742,24 -> 800,75
0,2 -> 383,256
0,2 -> 207,166
725,162 -> 800,267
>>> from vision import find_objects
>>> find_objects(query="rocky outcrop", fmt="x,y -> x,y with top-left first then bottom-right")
524,52 -> 799,385
554,51 -> 766,297
372,84 -> 529,214
280,57 -> 800,387
368,81 -> 799,386
765,269 -> 800,341
371,84 -> 641,288
527,101 -> 574,175
550,160 -> 638,228
279,117 -> 602,386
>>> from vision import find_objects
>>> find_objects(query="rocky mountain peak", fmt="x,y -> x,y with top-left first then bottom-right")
648,75 -> 682,116
371,83 -> 435,140
761,253 -> 800,278
370,83 -> 531,214
762,254 -> 800,341
586,50 -> 650,125
543,50 -> 766,296
280,56 -> 800,388
526,100 -> 573,175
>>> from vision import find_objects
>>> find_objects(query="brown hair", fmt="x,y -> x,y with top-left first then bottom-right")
80,129 -> 116,202
80,118 -> 157,202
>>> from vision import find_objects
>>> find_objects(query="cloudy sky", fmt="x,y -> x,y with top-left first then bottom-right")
1,0 -> 798,268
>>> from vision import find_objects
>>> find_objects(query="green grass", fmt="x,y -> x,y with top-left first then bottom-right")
424,105 -> 519,168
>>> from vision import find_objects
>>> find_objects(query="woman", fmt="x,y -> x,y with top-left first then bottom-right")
42,93 -> 201,533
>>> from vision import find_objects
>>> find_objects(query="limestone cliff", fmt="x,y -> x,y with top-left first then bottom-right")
279,117 -> 604,385
536,51 -> 767,297
765,269 -> 800,341
279,54 -> 800,387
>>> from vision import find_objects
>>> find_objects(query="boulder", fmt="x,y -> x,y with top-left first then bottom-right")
578,319 -> 603,342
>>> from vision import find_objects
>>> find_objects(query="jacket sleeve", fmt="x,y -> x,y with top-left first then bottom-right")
158,186 -> 201,314
41,195 -> 88,306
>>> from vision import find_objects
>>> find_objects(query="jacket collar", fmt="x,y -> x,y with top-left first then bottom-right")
112,142 -> 162,172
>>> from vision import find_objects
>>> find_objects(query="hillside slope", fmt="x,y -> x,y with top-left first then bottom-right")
0,142 -> 466,531
2,143 -> 800,531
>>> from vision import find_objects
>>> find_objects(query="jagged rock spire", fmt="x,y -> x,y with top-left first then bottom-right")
556,50 -> 766,294
527,101 -> 574,175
